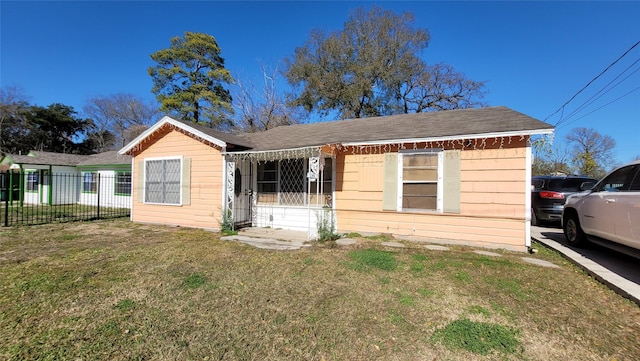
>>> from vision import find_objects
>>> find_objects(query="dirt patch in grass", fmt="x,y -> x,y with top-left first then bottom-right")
1,219 -> 639,360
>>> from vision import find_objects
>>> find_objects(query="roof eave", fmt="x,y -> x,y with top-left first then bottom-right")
340,128 -> 554,147
118,116 -> 227,155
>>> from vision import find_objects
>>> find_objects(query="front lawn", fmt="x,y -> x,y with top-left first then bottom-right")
1,219 -> 638,360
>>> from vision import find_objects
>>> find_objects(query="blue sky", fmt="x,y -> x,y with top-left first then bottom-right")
2,1 -> 639,165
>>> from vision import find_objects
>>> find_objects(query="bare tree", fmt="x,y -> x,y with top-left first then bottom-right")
284,6 -> 486,119
396,63 -> 487,114
83,93 -> 159,150
0,87 -> 30,153
566,127 -> 616,178
531,135 -> 572,175
234,64 -> 304,132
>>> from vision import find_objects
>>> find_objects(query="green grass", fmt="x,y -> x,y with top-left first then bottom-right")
347,248 -> 398,271
1,219 -> 639,360
114,299 -> 137,312
182,273 -> 207,289
431,318 -> 523,356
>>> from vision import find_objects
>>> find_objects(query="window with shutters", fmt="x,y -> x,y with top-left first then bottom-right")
383,150 -> 459,214
400,152 -> 442,211
144,158 -> 181,205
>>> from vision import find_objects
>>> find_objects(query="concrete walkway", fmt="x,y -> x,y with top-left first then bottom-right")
531,226 -> 640,306
221,227 -> 311,250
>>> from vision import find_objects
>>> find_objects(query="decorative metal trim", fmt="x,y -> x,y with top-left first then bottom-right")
308,156 -> 320,181
225,160 -> 235,228
251,189 -> 257,227
224,147 -> 323,162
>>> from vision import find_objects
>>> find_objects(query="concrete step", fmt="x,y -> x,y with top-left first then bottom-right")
237,227 -> 310,242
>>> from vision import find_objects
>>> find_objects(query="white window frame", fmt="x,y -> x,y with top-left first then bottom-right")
397,150 -> 443,212
82,171 -> 98,194
115,171 -> 132,196
143,156 -> 182,205
26,171 -> 39,192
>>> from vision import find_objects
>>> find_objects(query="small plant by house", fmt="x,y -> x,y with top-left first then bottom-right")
316,210 -> 339,243
219,209 -> 237,236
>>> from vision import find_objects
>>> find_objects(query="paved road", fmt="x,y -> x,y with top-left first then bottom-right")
532,224 -> 640,305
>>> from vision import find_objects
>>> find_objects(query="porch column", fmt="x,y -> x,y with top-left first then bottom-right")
307,155 -> 325,240
225,159 -> 235,228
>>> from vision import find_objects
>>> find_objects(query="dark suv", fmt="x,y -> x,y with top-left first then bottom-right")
531,175 -> 597,226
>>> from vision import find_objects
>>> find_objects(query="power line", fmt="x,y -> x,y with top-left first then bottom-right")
556,85 -> 640,130
545,40 -> 640,124
555,57 -> 640,127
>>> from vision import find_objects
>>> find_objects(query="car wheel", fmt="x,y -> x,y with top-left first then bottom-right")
563,213 -> 586,247
531,209 -> 539,226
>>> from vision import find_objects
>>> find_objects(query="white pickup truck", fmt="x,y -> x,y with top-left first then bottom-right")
562,160 -> 640,258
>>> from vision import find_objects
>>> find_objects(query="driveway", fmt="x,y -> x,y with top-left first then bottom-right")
532,224 -> 640,305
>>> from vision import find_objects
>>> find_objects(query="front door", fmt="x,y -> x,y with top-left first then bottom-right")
233,161 -> 253,228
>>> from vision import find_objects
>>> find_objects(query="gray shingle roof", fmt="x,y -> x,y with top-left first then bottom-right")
175,120 -> 253,149
77,151 -> 132,166
8,151 -> 90,166
119,106 -> 553,155
239,106 -> 553,151
5,150 -> 131,167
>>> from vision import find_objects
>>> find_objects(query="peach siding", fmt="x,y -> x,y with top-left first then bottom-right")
132,130 -> 224,230
334,138 -> 530,251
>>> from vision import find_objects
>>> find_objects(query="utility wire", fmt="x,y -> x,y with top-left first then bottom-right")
556,85 -> 640,130
555,57 -> 640,127
545,40 -> 640,124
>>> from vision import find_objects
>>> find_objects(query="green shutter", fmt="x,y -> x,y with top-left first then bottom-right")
443,150 -> 461,213
136,161 -> 144,203
382,153 -> 398,211
181,157 -> 191,206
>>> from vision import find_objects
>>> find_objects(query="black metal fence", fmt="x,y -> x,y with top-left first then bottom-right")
1,170 -> 130,227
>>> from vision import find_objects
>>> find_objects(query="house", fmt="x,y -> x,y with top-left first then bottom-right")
118,106 -> 554,251
76,151 -> 133,208
0,150 -> 132,208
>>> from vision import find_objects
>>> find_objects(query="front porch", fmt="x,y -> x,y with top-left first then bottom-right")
223,147 -> 335,240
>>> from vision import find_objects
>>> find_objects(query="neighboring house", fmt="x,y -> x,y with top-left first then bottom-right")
119,106 -> 554,251
0,150 -> 132,208
76,151 -> 133,208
